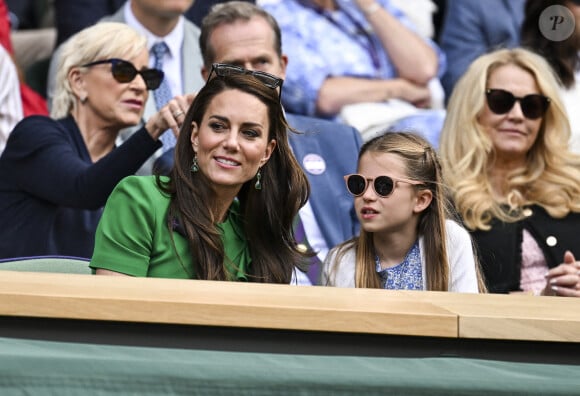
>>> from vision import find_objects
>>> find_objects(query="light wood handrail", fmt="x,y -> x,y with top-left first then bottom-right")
1,271 -> 580,342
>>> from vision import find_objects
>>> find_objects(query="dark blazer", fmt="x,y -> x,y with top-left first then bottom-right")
0,116 -> 160,259
439,0 -> 525,98
471,205 -> 580,293
155,113 -> 363,250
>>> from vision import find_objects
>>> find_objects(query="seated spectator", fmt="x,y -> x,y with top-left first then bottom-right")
0,44 -> 22,153
322,131 -> 482,292
440,48 -> 580,297
48,0 -> 205,175
439,0 -> 525,99
521,0 -> 580,153
91,69 -> 311,284
156,1 -> 363,284
258,0 -> 447,146
0,22 -> 192,259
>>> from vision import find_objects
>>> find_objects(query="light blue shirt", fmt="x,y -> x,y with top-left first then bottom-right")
260,0 -> 446,117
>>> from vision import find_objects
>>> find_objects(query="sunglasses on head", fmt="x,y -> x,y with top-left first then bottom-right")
81,58 -> 164,90
485,89 -> 550,120
207,63 -> 283,99
344,174 -> 421,198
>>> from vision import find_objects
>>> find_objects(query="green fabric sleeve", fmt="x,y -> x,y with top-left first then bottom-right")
90,175 -> 192,278
90,176 -> 251,280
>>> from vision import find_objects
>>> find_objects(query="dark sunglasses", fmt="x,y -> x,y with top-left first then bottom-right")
485,89 -> 550,120
207,63 -> 283,99
81,58 -> 164,90
344,174 -> 421,198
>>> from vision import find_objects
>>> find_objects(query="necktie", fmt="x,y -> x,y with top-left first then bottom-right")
294,215 -> 323,285
151,42 -> 176,151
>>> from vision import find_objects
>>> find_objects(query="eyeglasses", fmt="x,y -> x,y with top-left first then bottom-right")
344,174 -> 422,198
81,58 -> 164,90
485,89 -> 550,120
207,63 -> 283,99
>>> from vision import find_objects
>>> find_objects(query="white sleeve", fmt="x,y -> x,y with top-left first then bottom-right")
0,47 -> 23,153
446,220 -> 479,293
322,246 -> 357,288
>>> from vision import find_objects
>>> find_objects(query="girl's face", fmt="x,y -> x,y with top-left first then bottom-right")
354,152 -> 430,236
478,64 -> 544,164
191,89 -> 276,195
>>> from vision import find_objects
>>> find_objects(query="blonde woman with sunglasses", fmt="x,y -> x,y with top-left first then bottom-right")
440,48 -> 580,297
322,132 -> 483,292
0,22 -> 191,260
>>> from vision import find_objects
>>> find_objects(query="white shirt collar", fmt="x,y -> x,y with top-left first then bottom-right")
124,0 -> 185,59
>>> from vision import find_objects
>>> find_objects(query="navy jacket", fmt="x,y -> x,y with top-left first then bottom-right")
0,116 -> 160,259
471,205 -> 580,293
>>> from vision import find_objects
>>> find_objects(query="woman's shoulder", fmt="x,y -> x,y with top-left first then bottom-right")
11,116 -> 78,145
113,175 -> 171,202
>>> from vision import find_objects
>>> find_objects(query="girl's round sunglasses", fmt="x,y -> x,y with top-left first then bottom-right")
485,89 -> 550,120
81,58 -> 164,90
344,174 -> 421,198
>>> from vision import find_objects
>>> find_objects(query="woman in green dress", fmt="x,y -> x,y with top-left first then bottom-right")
90,64 -> 311,283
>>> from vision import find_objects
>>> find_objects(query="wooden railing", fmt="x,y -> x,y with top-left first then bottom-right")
1,270 -> 579,343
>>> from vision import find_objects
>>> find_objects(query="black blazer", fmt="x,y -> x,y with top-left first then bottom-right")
471,205 -> 580,293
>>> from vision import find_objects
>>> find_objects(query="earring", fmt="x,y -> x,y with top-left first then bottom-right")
80,95 -> 87,103
190,155 -> 199,173
254,169 -> 262,190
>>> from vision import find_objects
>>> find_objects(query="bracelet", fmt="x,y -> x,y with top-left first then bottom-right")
363,2 -> 381,16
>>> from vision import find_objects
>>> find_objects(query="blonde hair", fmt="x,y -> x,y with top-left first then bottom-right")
51,22 -> 148,119
440,48 -> 580,231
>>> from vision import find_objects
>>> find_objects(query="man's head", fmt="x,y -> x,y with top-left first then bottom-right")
199,1 -> 287,80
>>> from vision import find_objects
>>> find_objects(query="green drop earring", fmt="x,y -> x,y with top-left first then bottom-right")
254,168 -> 262,190
190,155 -> 199,173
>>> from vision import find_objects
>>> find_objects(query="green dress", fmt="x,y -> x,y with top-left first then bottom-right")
90,176 -> 251,280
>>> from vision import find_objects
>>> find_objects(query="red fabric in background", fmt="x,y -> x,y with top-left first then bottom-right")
0,0 -> 48,116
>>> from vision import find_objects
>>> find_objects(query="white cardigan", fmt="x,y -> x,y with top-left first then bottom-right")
322,220 -> 479,293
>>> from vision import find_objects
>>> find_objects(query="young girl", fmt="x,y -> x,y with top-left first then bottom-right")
322,132 -> 483,292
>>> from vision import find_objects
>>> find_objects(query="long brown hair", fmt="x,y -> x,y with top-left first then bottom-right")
158,74 -> 310,283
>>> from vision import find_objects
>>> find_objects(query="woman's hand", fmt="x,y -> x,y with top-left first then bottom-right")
144,93 -> 196,140
542,251 -> 580,297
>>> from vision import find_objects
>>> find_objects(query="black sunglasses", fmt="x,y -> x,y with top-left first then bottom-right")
485,89 -> 550,120
81,58 -> 164,90
207,63 -> 283,99
344,174 -> 421,198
